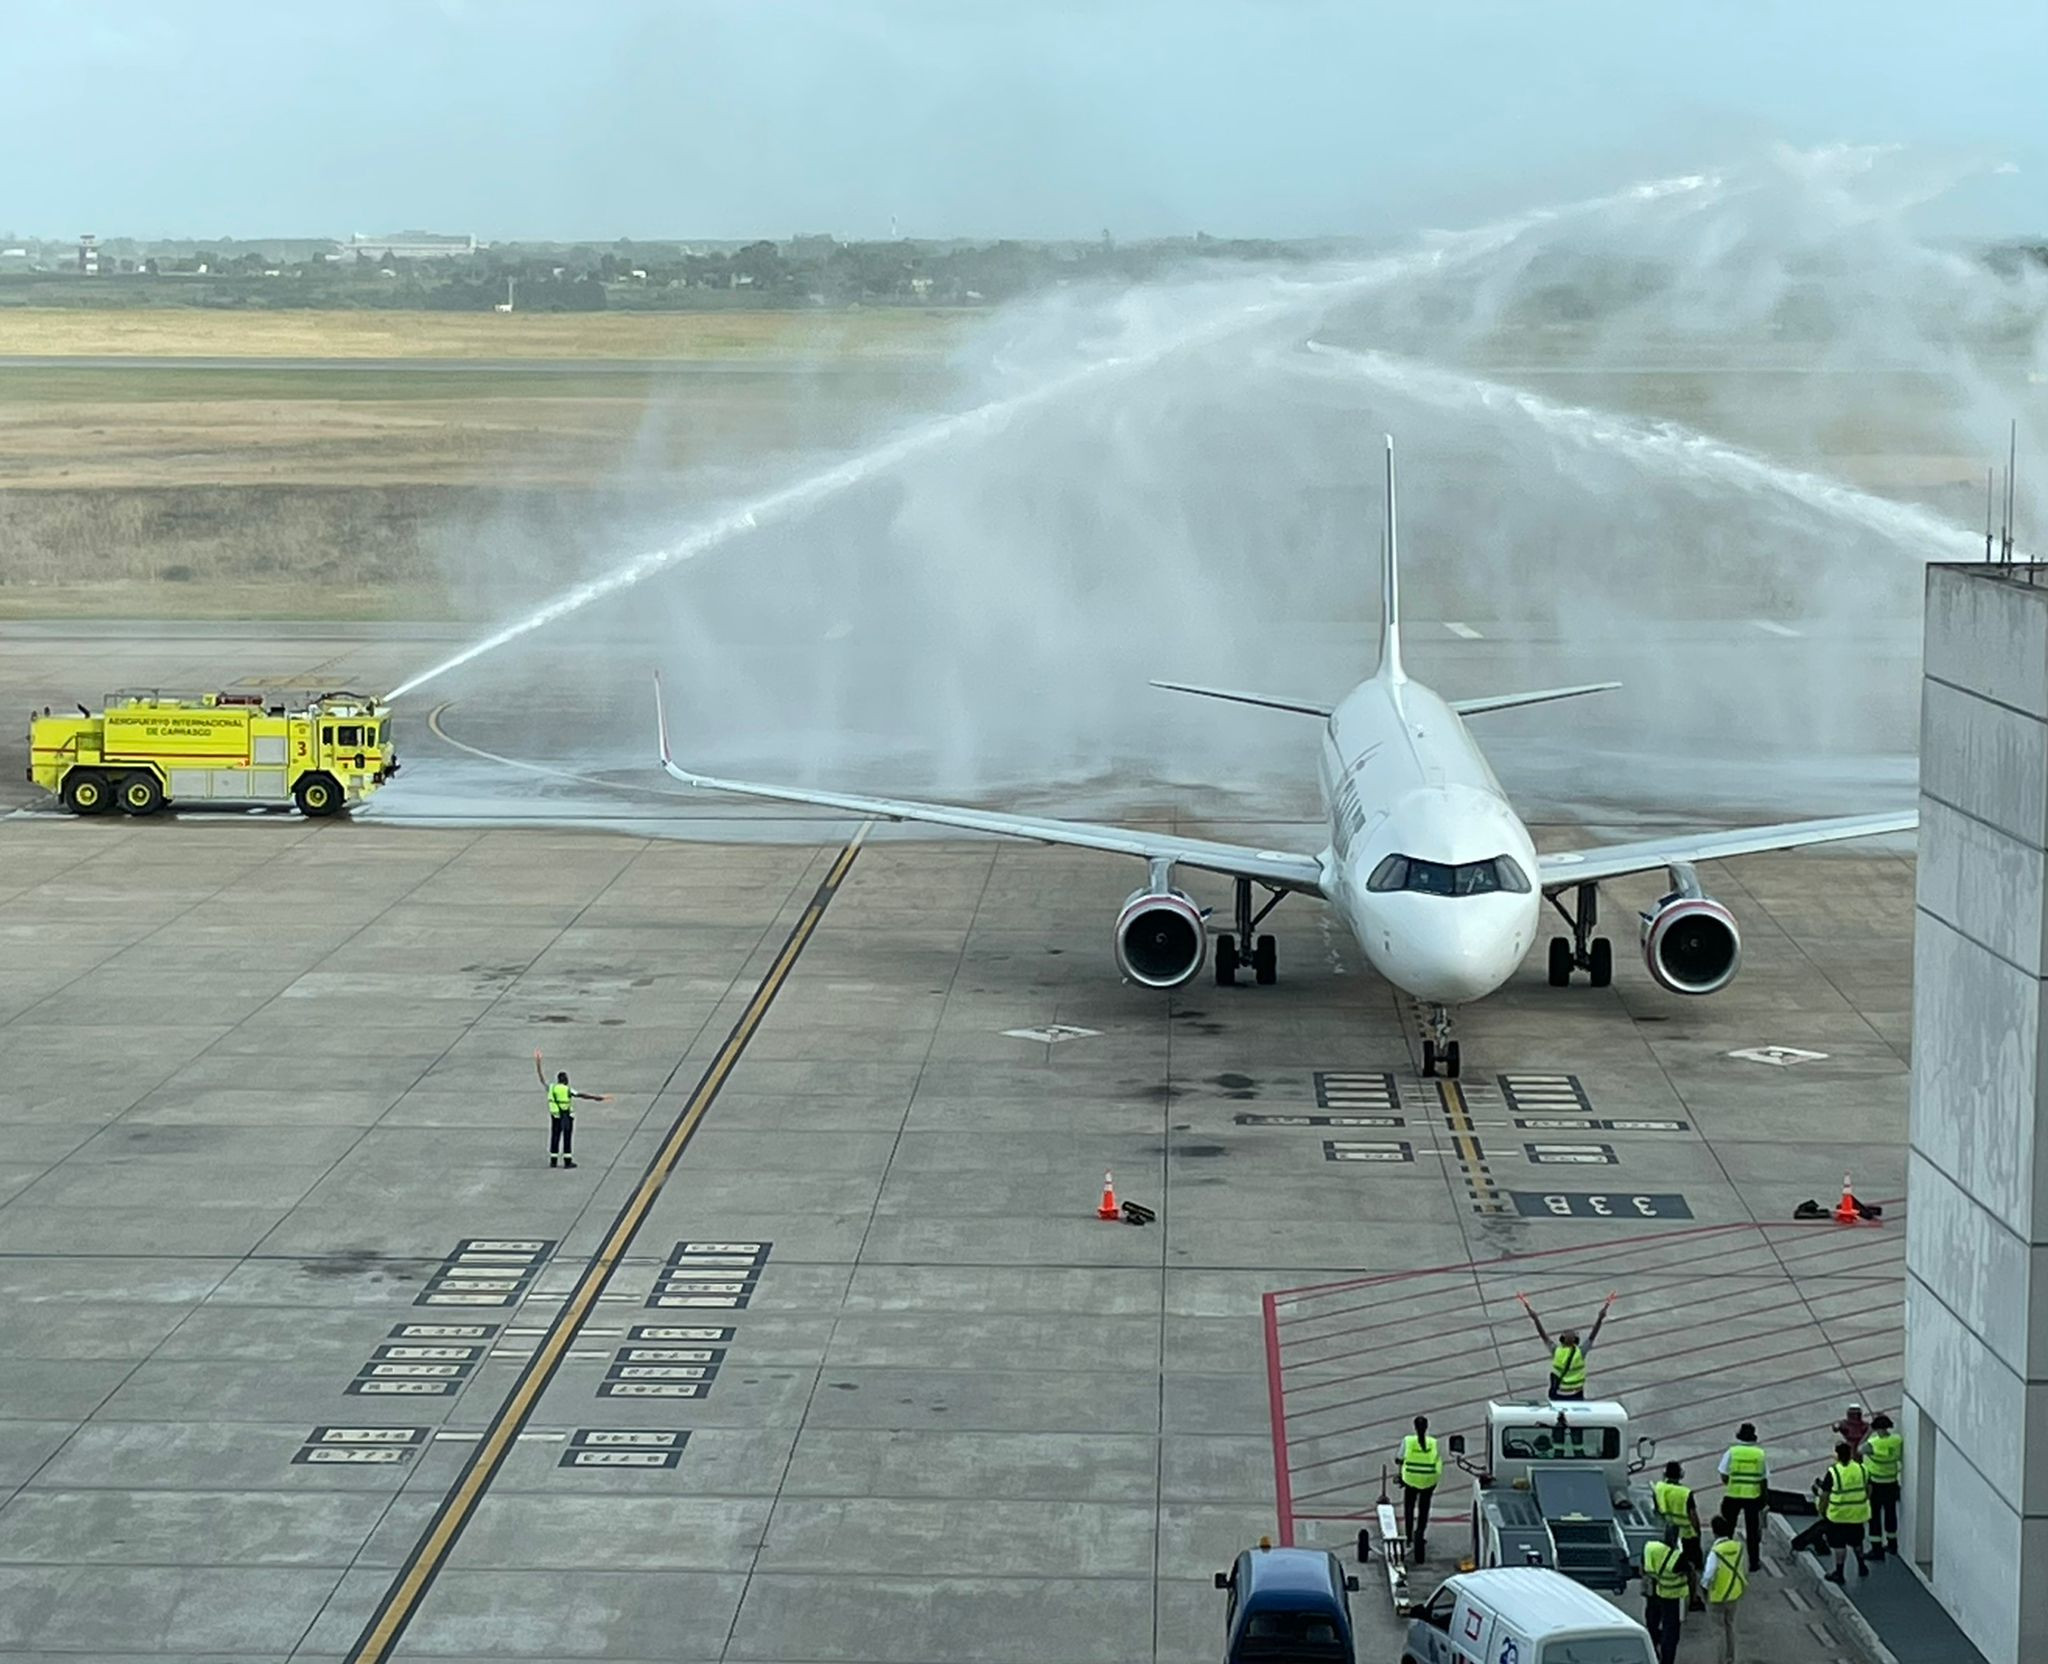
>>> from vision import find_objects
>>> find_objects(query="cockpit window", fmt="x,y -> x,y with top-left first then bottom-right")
1368,854 -> 1532,896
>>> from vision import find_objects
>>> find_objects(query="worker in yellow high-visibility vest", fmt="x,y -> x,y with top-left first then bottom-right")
1817,1439 -> 1871,1583
535,1049 -> 611,1170
1516,1289 -> 1617,1401
1396,1414 -> 1443,1563
1652,1461 -> 1705,1610
1717,1422 -> 1770,1572
1864,1412 -> 1904,1561
1640,1526 -> 1688,1664
1703,1510 -> 1748,1664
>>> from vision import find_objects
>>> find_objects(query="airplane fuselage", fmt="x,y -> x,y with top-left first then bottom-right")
1316,674 -> 1540,1005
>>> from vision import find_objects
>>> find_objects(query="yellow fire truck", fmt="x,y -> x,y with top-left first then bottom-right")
27,689 -> 399,818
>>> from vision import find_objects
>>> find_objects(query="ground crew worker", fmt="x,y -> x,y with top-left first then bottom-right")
1703,1510 -> 1748,1664
1864,1412 -> 1903,1561
1816,1439 -> 1871,1583
1516,1290 -> 1617,1400
1640,1525 -> 1687,1664
1397,1414 -> 1442,1563
1653,1460 -> 1705,1609
1834,1402 -> 1871,1457
534,1049 -> 609,1169
1716,1422 -> 1770,1572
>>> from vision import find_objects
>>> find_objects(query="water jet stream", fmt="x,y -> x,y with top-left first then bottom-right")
1292,340 -> 1981,559
384,170 -> 1728,702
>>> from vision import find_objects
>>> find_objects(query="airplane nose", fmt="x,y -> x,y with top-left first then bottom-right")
1379,903 -> 1525,1004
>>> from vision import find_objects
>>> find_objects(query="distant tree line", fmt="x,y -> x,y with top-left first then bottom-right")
358,232 -> 1327,312
425,272 -> 608,312
7,231 -> 2045,317
0,231 -> 1340,313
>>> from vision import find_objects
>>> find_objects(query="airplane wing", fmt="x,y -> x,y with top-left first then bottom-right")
1537,811 -> 1917,889
654,677 -> 1327,896
1149,679 -> 1334,718
1451,682 -> 1621,717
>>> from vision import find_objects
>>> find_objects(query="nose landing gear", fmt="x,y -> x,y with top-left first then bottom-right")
1419,1004 -> 1461,1079
1546,881 -> 1613,987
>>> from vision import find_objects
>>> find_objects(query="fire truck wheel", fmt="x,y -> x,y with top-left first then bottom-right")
294,772 -> 344,817
117,773 -> 164,817
62,770 -> 111,815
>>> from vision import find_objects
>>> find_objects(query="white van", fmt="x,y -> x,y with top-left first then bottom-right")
1403,1567 -> 1653,1664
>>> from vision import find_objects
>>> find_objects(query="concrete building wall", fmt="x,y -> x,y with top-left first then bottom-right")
1909,564 -> 2048,1663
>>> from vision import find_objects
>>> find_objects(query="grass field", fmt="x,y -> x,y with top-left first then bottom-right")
0,307 -> 965,618
0,372 -> 953,489
0,303 -> 2028,621
0,306 -> 970,361
0,579 -> 436,621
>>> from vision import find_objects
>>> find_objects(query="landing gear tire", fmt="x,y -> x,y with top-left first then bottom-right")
1422,1039 -> 1438,1077
117,772 -> 163,817
1549,882 -> 1608,989
1444,1040 -> 1462,1079
62,770 -> 110,816
1252,934 -> 1277,986
1581,934 -> 1613,987
1214,934 -> 1239,987
1588,936 -> 1614,988
1547,936 -> 1573,987
294,772 -> 344,818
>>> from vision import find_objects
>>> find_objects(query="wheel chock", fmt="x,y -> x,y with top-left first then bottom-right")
1121,1199 -> 1157,1226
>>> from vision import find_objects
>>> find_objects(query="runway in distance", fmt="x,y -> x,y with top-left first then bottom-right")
655,437 -> 1914,1077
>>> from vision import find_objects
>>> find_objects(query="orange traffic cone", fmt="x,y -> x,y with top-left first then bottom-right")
1834,1174 -> 1860,1226
1097,1171 -> 1121,1220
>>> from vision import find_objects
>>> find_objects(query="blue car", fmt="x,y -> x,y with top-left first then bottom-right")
1215,1542 -> 1361,1663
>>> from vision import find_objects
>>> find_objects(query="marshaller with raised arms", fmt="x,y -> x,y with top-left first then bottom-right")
653,436 -> 1913,1077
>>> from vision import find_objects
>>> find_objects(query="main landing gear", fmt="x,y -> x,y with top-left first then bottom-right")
1421,1004 -> 1461,1079
1215,877 -> 1284,987
1547,881 -> 1613,988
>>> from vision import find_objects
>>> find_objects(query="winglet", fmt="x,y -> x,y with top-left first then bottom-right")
1379,434 -> 1405,685
652,671 -> 673,768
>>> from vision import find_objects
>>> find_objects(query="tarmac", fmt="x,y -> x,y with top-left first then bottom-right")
0,624 -> 1920,1663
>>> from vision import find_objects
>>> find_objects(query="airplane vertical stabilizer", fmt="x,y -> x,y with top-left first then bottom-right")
1377,434 -> 1405,684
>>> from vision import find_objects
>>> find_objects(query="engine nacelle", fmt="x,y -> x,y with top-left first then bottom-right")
1114,887 -> 1208,989
1639,893 -> 1741,996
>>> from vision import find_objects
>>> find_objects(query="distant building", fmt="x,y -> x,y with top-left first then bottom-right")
342,232 -> 480,260
77,233 -> 99,275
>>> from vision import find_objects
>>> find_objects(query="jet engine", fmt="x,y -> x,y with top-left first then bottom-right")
1114,886 -> 1208,989
1639,878 -> 1741,996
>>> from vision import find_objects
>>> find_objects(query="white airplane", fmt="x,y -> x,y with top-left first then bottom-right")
654,437 -> 1914,1078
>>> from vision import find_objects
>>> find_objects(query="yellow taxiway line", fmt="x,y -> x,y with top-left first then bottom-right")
346,833 -> 864,1662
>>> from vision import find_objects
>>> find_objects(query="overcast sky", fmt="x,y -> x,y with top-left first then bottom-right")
7,0 -> 2044,242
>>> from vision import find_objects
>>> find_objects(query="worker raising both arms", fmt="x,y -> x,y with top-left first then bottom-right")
1517,1290 -> 1617,1401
